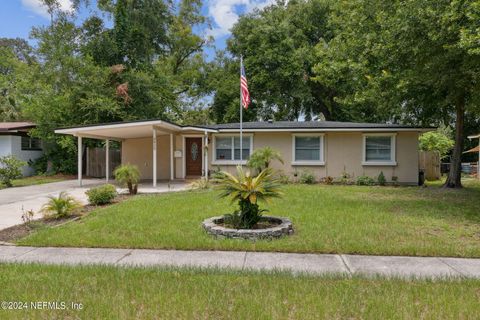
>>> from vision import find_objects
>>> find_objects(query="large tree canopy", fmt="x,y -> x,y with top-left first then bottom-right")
0,0 -> 211,173
313,0 -> 480,187
213,0 -> 338,122
0,43 -> 34,121
2,0 -> 479,185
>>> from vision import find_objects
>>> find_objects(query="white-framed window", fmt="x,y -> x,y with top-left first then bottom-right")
292,134 -> 325,165
21,136 -> 42,151
213,135 -> 253,164
362,133 -> 396,165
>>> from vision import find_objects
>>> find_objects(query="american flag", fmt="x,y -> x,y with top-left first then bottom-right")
240,58 -> 250,109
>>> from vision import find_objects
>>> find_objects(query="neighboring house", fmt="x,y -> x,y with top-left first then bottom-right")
0,122 -> 43,176
466,133 -> 480,179
55,119 -> 432,186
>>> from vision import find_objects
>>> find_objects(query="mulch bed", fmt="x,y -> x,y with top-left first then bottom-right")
0,195 -> 130,244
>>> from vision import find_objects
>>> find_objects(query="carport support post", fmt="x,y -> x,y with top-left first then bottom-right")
105,139 -> 110,183
170,133 -> 174,180
153,128 -> 157,187
77,136 -> 82,187
204,132 -> 208,180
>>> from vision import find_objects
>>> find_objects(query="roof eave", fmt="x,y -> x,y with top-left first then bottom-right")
55,120 -> 182,135
216,127 -> 433,133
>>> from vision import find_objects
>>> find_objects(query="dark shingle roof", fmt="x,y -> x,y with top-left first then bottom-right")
203,121 -> 428,130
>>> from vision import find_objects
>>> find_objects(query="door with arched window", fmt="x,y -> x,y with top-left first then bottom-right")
185,137 -> 202,176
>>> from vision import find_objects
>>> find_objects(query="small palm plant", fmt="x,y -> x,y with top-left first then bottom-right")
215,166 -> 282,229
114,164 -> 140,195
247,147 -> 284,172
41,192 -> 82,219
189,177 -> 211,190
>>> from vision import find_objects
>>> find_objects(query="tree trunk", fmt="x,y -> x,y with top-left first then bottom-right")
443,97 -> 465,188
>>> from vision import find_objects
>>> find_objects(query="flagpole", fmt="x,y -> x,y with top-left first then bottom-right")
240,55 -> 243,166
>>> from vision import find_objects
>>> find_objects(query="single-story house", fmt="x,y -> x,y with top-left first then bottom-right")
467,133 -> 480,179
55,119 -> 432,186
0,122 -> 43,176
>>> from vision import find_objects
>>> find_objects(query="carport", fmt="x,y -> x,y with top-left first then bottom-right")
55,120 -> 215,186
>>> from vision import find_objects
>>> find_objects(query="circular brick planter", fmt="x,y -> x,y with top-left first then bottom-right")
202,215 -> 293,240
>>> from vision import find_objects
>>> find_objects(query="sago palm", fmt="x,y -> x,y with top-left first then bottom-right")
41,192 -> 82,218
215,166 -> 283,228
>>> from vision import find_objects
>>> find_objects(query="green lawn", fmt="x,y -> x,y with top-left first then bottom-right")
0,175 -> 69,189
18,179 -> 480,257
0,263 -> 478,319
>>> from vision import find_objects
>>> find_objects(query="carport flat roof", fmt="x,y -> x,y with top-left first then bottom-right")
55,119 -> 216,140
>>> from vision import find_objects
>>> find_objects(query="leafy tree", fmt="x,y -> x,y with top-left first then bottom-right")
208,53 -> 259,123
176,105 -> 212,126
16,0 -> 211,174
0,39 -> 37,121
0,155 -> 27,187
0,38 -> 36,63
219,0 -> 337,121
0,48 -> 28,121
419,128 -> 455,160
313,0 -> 480,188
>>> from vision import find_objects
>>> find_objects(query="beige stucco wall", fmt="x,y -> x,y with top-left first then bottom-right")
121,135 -> 171,180
121,130 -> 419,184
208,131 -> 419,184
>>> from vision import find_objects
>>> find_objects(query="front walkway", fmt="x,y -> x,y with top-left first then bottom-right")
0,180 -> 188,230
0,246 -> 479,279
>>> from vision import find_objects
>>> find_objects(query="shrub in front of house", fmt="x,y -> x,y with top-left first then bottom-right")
336,170 -> 354,185
299,170 -> 316,184
40,192 -> 82,219
276,171 -> 292,184
321,176 -> 334,185
377,171 -> 386,186
0,155 -> 27,187
86,184 -> 118,205
356,175 -> 376,186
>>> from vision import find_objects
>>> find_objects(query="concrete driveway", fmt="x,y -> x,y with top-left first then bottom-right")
0,179 -> 189,230
0,179 -> 102,230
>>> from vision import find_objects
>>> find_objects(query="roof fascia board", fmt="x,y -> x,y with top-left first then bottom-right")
217,128 -> 433,133
181,126 -> 217,133
55,120 -> 181,135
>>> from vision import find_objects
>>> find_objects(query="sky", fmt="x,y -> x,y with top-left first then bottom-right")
0,0 -> 275,57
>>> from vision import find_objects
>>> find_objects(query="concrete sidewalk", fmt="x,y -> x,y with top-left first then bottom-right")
0,246 -> 479,279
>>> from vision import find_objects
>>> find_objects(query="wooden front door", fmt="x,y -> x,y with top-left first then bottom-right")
185,137 -> 202,176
